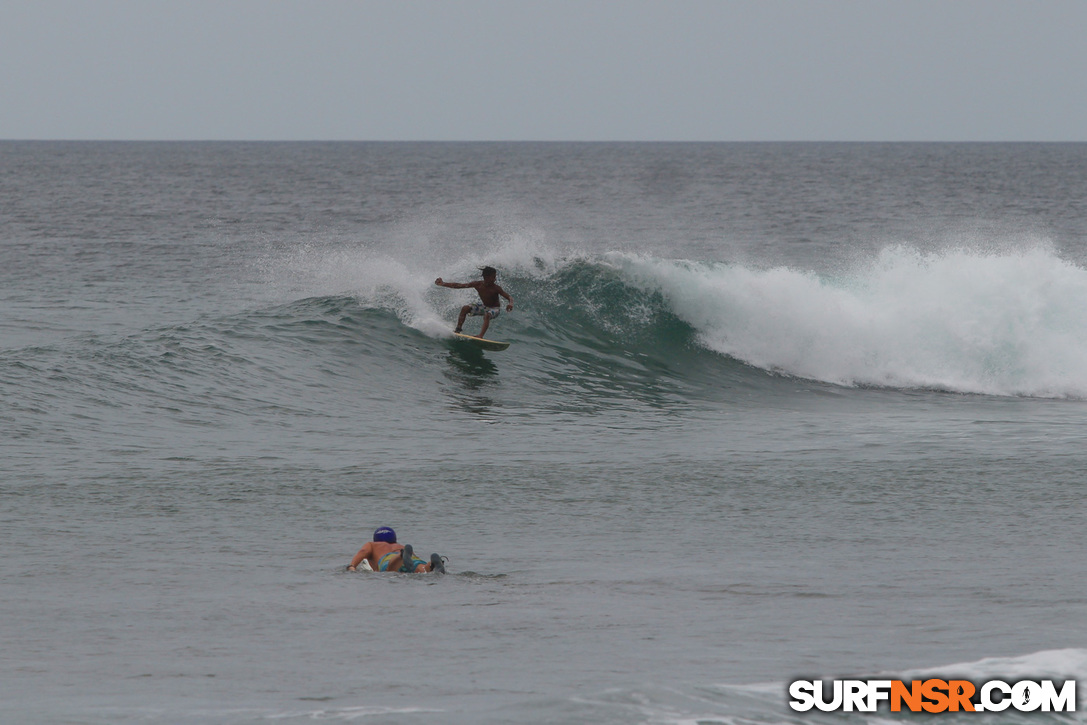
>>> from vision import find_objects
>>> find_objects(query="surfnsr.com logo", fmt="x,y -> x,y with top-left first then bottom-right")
788,679 -> 1076,713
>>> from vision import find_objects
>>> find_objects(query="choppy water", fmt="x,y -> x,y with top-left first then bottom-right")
2,142 -> 1087,724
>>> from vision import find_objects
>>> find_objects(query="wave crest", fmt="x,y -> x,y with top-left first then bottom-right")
608,246 -> 1087,398
265,241 -> 1087,398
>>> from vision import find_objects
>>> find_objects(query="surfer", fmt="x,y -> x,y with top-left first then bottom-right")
347,526 -> 446,573
435,266 -> 513,338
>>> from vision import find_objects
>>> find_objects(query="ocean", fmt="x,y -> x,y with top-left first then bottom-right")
2,141 -> 1087,724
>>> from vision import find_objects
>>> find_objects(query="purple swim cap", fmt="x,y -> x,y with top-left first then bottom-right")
373,526 -> 396,543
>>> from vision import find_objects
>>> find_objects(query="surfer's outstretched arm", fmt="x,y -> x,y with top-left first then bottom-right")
435,278 -> 477,289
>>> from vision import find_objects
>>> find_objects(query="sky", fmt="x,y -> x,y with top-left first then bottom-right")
2,0 -> 1086,142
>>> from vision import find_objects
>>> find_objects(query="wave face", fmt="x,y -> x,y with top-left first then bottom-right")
607,246 -> 1087,398
20,243 -> 1085,430
313,243 -> 1087,399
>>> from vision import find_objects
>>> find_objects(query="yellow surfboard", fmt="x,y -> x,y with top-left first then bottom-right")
452,332 -> 511,351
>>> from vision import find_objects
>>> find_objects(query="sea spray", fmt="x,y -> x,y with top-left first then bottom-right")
607,246 -> 1087,398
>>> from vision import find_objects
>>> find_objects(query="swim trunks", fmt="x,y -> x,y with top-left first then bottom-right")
466,303 -> 501,319
377,549 -> 427,572
399,555 -> 428,573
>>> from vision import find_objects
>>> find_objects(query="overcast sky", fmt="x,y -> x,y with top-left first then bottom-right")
3,0 -> 1086,141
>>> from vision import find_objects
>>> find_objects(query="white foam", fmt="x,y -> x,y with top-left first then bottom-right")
254,228 -> 565,337
611,245 -> 1087,398
901,648 -> 1087,681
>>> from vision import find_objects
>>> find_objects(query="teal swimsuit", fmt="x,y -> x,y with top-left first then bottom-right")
399,554 -> 427,573
378,549 -> 427,573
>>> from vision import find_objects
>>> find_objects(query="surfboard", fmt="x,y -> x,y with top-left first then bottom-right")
452,332 -> 510,351
349,554 -> 446,574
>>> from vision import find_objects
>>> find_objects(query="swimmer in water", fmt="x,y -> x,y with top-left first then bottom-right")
347,526 -> 445,573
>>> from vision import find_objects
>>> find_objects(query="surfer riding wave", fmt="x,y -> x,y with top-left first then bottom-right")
435,266 -> 513,339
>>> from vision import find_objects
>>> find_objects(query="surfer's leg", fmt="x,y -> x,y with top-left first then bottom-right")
479,312 -> 491,338
429,553 -> 446,574
397,545 -> 429,573
455,305 -> 470,333
398,544 -> 413,572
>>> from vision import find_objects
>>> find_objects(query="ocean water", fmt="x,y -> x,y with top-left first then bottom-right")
2,141 -> 1087,724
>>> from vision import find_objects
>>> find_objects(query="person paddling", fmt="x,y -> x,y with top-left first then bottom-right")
347,526 -> 445,573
